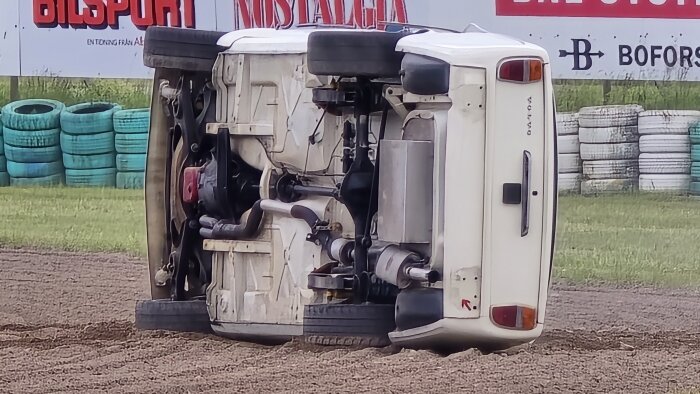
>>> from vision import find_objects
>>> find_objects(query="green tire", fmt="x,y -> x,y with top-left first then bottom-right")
4,144 -> 62,163
116,153 -> 146,172
60,131 -> 115,155
65,168 -> 117,187
10,173 -> 64,187
60,102 -> 122,135
0,171 -> 8,187
116,171 -> 145,189
63,152 -> 116,170
1,99 -> 65,131
0,156 -> 6,172
114,108 -> 150,134
693,145 -> 700,162
0,135 -> 4,155
6,160 -> 63,178
115,132 -> 148,154
691,182 -> 700,196
3,126 -> 61,148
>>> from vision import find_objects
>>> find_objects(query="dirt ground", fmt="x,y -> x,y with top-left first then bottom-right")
2,249 -> 700,393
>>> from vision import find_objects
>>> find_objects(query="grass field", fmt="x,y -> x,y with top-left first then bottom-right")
0,187 -> 699,287
2,77 -> 700,112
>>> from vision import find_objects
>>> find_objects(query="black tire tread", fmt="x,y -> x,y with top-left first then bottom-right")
144,26 -> 226,72
303,303 -> 395,348
135,299 -> 213,334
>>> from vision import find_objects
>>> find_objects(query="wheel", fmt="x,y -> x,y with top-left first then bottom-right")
556,112 -> 579,136
557,135 -> 580,154
582,160 -> 639,180
4,144 -> 62,163
2,127 -> 61,148
60,131 -> 115,155
558,154 -> 582,174
638,110 -> 700,135
115,133 -> 149,154
639,153 -> 691,175
63,152 -> 116,170
143,26 -> 226,72
65,168 -> 117,187
307,30 -> 408,78
578,105 -> 643,128
60,102 -> 122,135
578,126 -> 639,144
639,135 -> 690,154
580,142 -> 639,161
639,174 -> 691,193
6,160 -> 63,178
116,153 -> 146,172
117,171 -> 145,189
135,299 -> 213,334
114,109 -> 150,134
10,173 -> 64,187
558,173 -> 582,194
1,99 -> 64,131
303,303 -> 396,347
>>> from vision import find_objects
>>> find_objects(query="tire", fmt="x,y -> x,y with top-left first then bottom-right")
2,127 -> 61,148
639,153 -> 691,175
557,135 -> 580,154
114,109 -> 150,134
638,110 -> 700,135
60,131 -> 115,155
692,145 -> 700,162
639,135 -> 690,154
65,168 -> 117,187
115,133 -> 148,154
4,144 -> 62,163
581,179 -> 638,196
143,26 -> 226,72
0,135 -> 4,155
639,174 -> 691,193
307,30 -> 408,78
0,156 -> 6,172
578,105 -> 643,128
691,182 -> 700,196
10,173 -> 63,187
580,143 -> 639,161
6,160 -> 63,178
690,123 -> 700,144
0,171 -> 8,187
692,163 -> 700,181
558,173 -> 582,194
116,154 -> 146,172
1,99 -> 64,131
303,303 -> 396,347
117,171 -> 145,189
556,112 -> 579,136
60,102 -> 122,135
578,126 -> 639,144
135,299 -> 213,334
63,152 -> 116,170
558,153 -> 582,174
583,160 -> 639,180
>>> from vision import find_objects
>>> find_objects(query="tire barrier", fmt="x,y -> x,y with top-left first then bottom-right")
0,116 -> 6,187
2,99 -> 65,187
638,111 -> 699,194
556,113 -> 581,194
690,123 -> 700,196
60,102 -> 121,187
579,105 -> 643,196
114,108 -> 149,189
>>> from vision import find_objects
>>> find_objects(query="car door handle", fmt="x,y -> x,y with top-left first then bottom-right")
521,150 -> 531,237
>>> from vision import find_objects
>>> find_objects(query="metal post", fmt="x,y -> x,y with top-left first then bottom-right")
9,76 -> 20,101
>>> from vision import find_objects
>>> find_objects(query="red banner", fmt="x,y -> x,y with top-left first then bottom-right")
496,0 -> 700,19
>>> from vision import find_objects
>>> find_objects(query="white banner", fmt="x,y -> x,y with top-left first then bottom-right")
5,1 -> 700,81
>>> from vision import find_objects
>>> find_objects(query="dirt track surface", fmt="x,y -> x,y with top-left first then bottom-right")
2,249 -> 700,393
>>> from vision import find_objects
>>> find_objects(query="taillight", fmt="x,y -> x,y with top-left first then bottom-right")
182,167 -> 201,204
490,305 -> 538,330
498,59 -> 543,83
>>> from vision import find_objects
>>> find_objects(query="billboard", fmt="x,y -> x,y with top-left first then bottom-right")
5,0 -> 700,81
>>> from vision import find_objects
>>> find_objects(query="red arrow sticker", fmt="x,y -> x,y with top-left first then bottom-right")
461,299 -> 472,311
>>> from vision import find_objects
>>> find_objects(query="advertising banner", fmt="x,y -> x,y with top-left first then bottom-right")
5,1 -> 700,81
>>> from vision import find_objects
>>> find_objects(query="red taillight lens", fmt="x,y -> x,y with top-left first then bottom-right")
182,167 -> 201,204
498,59 -> 543,83
491,305 -> 538,330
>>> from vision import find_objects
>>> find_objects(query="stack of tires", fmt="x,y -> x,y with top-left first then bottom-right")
114,109 -> 150,189
1,99 -> 65,187
0,114 -> 7,187
638,111 -> 699,194
578,105 -> 643,196
60,102 -> 121,187
556,112 -> 582,194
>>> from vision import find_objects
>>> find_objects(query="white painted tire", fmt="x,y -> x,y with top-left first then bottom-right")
556,112 -> 579,136
639,174 -> 691,192
583,159 -> 639,180
580,143 -> 639,160
558,135 -> 580,154
581,179 -> 638,196
578,126 -> 638,144
558,154 -> 582,174
639,135 -> 690,154
638,110 -> 700,135
578,105 -> 643,128
558,173 -> 581,194
638,153 -> 691,174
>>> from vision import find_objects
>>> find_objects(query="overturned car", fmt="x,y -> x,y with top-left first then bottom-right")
136,24 -> 558,351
